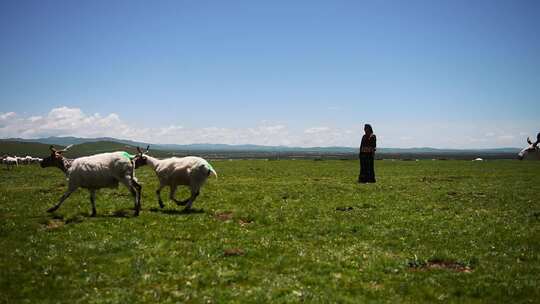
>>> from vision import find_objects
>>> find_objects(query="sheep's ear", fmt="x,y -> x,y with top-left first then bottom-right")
49,145 -> 57,153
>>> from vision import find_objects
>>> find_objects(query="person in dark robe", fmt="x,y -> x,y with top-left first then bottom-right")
358,124 -> 376,183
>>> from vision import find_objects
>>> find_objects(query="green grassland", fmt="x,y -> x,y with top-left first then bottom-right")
1,160 -> 539,303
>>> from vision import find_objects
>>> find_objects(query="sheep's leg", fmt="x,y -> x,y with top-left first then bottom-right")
183,187 -> 200,210
156,184 -> 165,208
89,190 -> 97,217
47,187 -> 77,213
131,179 -> 142,216
120,177 -> 141,216
169,185 -> 187,206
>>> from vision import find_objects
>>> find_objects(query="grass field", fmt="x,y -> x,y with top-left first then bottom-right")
1,160 -> 539,303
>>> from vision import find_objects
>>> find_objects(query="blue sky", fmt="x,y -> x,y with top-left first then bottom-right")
1,0 -> 539,148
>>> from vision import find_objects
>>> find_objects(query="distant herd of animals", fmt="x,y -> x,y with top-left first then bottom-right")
0,136 -> 539,217
1,155 -> 42,169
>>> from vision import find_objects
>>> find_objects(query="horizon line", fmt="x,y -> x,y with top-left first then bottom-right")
0,136 -> 523,151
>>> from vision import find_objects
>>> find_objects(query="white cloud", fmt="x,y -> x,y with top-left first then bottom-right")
498,135 -> 515,140
0,107 -> 134,140
304,127 -> 330,134
0,107 -> 536,148
0,112 -> 16,120
1,107 -> 342,147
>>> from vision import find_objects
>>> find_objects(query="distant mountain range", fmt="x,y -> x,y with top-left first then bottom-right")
1,136 -> 521,154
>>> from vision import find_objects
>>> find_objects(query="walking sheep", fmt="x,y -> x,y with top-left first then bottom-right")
133,146 -> 217,210
40,145 -> 142,216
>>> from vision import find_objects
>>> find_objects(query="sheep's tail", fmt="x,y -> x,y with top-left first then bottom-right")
203,161 -> 218,179
209,167 -> 218,179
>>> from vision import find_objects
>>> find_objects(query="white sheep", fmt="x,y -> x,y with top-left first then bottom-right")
3,156 -> 18,169
40,146 -> 142,216
23,156 -> 34,165
134,146 -> 217,210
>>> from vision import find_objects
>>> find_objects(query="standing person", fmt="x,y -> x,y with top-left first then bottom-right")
358,124 -> 376,183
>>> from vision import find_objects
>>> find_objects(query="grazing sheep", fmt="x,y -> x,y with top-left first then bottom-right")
23,156 -> 34,164
134,146 -> 217,210
40,145 -> 142,216
31,157 -> 43,164
3,156 -> 18,170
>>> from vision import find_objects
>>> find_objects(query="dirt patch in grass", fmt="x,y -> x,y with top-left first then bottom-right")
238,218 -> 253,227
447,191 -> 486,199
0,212 -> 16,219
471,192 -> 486,198
45,219 -> 65,230
223,248 -> 245,257
367,282 -> 384,290
421,176 -> 467,183
408,259 -> 472,273
215,211 -> 233,221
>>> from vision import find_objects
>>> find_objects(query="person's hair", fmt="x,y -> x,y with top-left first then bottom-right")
364,124 -> 374,135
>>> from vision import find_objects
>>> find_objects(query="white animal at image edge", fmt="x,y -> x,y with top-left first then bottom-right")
518,137 -> 540,161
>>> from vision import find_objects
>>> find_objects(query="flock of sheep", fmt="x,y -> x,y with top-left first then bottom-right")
37,145 -> 217,217
1,155 -> 43,169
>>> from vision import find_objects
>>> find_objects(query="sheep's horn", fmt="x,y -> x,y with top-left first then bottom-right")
57,144 -> 73,154
49,145 -> 57,153
145,145 -> 150,153
527,137 -> 533,145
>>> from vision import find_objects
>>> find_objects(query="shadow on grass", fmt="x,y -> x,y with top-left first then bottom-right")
44,209 -> 139,225
42,206 -> 204,225
148,207 -> 206,216
105,209 -> 139,218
